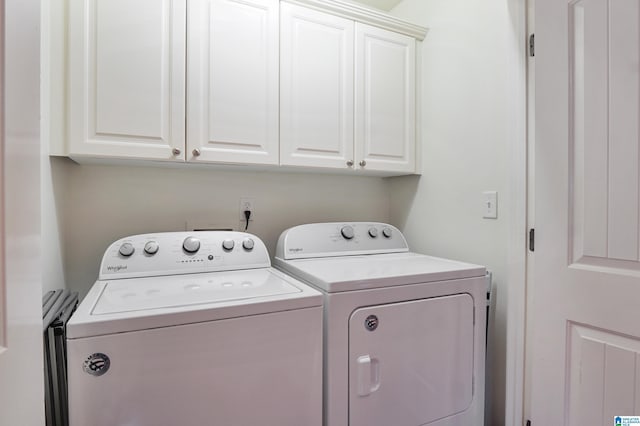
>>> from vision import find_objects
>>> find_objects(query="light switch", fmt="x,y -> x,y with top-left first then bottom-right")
483,191 -> 498,219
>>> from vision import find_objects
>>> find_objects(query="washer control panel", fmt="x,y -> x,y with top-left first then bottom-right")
100,231 -> 269,280
276,222 -> 409,260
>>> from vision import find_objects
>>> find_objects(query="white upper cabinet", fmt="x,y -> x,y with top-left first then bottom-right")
68,0 -> 186,161
280,2 -> 418,174
58,0 -> 425,174
356,23 -> 415,173
187,0 -> 279,165
280,3 -> 355,169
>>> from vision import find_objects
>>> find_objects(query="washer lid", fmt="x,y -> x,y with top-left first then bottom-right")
67,268 -> 322,339
92,269 -> 300,315
274,252 -> 486,293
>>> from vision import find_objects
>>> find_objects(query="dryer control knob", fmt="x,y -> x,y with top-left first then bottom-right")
382,227 -> 393,238
242,238 -> 255,251
222,239 -> 235,251
144,241 -> 159,255
182,237 -> 201,253
118,242 -> 135,257
341,225 -> 355,240
368,227 -> 378,238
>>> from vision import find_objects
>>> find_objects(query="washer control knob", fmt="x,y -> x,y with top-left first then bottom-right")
118,242 -> 135,257
242,238 -> 255,251
222,239 -> 235,251
341,225 -> 355,240
382,227 -> 393,238
144,241 -> 159,255
182,237 -> 201,253
368,227 -> 378,238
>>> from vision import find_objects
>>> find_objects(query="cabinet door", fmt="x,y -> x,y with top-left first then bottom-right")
355,24 -> 416,173
280,3 -> 355,169
68,0 -> 186,161
187,0 -> 279,165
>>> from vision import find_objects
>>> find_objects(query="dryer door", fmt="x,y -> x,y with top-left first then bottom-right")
349,294 -> 475,426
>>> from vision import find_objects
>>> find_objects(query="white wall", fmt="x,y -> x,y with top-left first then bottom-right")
51,158 -> 390,298
41,162 -> 66,294
389,0 -> 523,424
41,0 -> 66,294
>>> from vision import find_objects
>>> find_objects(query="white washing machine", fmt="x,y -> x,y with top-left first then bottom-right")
274,222 -> 488,426
67,231 -> 323,426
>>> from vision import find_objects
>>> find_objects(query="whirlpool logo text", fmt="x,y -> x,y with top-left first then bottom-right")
106,265 -> 128,272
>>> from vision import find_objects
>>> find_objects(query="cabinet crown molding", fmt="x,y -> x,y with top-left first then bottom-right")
281,0 -> 428,40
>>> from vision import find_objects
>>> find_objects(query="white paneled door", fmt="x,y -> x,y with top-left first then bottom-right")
0,0 -> 44,424
530,0 -> 640,424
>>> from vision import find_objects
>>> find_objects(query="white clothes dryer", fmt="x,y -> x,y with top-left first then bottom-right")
274,222 -> 488,426
67,231 -> 323,426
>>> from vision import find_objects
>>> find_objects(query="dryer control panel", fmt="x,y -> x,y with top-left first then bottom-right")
99,231 -> 270,280
276,222 -> 409,260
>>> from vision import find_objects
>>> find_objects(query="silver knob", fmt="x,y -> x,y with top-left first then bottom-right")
242,238 -> 255,251
144,241 -> 159,255
341,225 -> 355,240
172,147 -> 181,156
346,160 -> 354,167
118,242 -> 135,257
222,239 -> 235,251
368,227 -> 378,238
382,227 -> 392,238
359,160 -> 367,167
192,148 -> 201,157
182,236 -> 201,253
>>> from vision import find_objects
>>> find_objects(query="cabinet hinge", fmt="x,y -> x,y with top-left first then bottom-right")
529,33 -> 535,57
529,228 -> 535,252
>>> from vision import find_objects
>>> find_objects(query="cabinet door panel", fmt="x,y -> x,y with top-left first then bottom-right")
355,23 -> 415,173
280,3 -> 354,169
188,0 -> 279,165
68,0 -> 186,160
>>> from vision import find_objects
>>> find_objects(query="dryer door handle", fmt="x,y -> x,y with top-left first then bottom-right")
356,355 -> 380,397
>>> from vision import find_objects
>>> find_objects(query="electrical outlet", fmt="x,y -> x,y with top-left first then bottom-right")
239,197 -> 255,221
